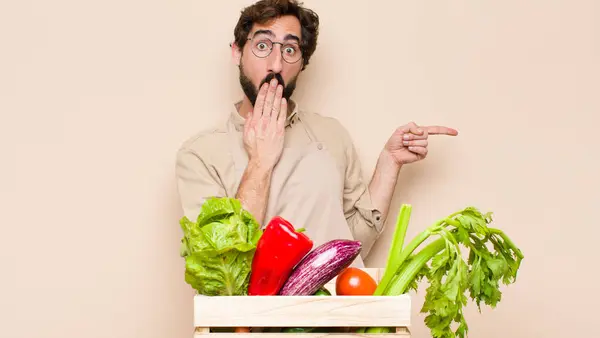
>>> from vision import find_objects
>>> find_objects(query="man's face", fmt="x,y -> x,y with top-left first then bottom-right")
236,15 -> 304,106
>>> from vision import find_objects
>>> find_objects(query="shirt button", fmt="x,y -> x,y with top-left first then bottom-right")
317,143 -> 323,150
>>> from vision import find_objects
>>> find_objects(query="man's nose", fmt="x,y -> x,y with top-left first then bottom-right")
267,45 -> 284,74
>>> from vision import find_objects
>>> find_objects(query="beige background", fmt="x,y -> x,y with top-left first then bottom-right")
1,0 -> 598,337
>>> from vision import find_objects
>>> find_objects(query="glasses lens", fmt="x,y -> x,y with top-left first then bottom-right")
251,37 -> 272,57
282,43 -> 302,63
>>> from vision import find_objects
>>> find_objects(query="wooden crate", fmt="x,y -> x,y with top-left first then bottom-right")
193,268 -> 411,337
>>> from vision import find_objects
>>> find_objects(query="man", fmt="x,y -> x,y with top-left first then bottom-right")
175,0 -> 458,267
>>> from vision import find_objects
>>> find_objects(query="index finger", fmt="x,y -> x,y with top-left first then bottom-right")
425,126 -> 459,136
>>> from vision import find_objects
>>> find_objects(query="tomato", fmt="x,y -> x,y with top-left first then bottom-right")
335,267 -> 378,296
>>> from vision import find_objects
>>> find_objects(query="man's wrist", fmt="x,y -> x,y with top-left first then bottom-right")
247,158 -> 275,177
379,149 -> 403,172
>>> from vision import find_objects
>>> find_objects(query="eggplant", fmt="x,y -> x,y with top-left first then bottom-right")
279,239 -> 362,296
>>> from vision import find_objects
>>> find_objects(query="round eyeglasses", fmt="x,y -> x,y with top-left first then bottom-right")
247,36 -> 303,64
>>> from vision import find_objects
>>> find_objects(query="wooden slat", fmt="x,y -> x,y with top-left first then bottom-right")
193,294 -> 411,327
193,333 -> 410,338
396,327 -> 410,334
195,328 -> 210,334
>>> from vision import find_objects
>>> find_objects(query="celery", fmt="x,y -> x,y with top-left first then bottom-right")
374,204 -> 412,296
381,238 -> 445,296
374,229 -> 432,295
361,205 -> 524,338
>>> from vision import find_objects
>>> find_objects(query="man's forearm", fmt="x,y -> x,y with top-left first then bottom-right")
368,150 -> 402,223
235,160 -> 273,226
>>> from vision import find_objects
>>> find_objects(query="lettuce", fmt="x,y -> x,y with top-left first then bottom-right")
179,197 -> 262,296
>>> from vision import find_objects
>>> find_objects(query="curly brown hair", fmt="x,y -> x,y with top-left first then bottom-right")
233,0 -> 320,70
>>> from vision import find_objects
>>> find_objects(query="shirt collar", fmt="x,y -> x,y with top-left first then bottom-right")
230,99 -> 300,131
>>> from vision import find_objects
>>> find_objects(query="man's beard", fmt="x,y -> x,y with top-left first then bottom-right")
239,64 -> 298,107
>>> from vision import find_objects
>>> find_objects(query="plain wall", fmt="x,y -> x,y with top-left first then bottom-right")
1,0 -> 598,337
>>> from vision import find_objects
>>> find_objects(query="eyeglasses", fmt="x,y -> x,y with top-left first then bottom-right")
247,35 -> 303,64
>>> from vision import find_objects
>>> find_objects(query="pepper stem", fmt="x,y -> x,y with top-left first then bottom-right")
296,228 -> 306,233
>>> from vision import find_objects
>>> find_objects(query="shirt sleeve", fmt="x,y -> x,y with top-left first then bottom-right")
175,147 -> 226,222
339,123 -> 385,259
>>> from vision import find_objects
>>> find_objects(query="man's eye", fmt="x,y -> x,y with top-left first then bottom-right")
257,42 -> 269,50
285,47 -> 297,55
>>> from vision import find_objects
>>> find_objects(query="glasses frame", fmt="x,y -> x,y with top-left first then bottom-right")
246,35 -> 303,64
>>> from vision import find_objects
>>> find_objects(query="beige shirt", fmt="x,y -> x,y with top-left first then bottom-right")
175,100 -> 384,264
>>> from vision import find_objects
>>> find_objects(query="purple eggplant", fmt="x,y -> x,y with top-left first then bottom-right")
279,239 -> 362,296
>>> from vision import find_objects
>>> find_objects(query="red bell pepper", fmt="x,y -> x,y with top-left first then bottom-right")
248,216 -> 313,295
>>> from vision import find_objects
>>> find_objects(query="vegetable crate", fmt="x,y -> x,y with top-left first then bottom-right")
193,268 -> 411,337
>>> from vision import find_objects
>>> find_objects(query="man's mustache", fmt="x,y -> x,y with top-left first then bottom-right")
260,73 -> 285,88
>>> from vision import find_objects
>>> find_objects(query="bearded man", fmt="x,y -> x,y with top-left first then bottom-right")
175,0 -> 458,266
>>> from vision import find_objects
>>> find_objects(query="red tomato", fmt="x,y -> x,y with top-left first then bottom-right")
335,267 -> 378,296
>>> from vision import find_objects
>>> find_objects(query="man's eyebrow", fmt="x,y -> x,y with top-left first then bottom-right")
251,29 -> 274,37
251,30 -> 300,44
284,34 -> 300,43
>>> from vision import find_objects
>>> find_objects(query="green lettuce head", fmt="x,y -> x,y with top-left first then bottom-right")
179,197 -> 262,296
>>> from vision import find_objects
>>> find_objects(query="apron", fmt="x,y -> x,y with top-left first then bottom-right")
227,112 -> 365,268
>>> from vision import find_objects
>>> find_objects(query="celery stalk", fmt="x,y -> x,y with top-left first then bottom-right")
382,238 -> 445,296
374,204 -> 411,295
374,228 -> 433,295
375,210 -> 447,295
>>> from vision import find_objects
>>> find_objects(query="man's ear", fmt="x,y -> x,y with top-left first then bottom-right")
231,42 -> 242,66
